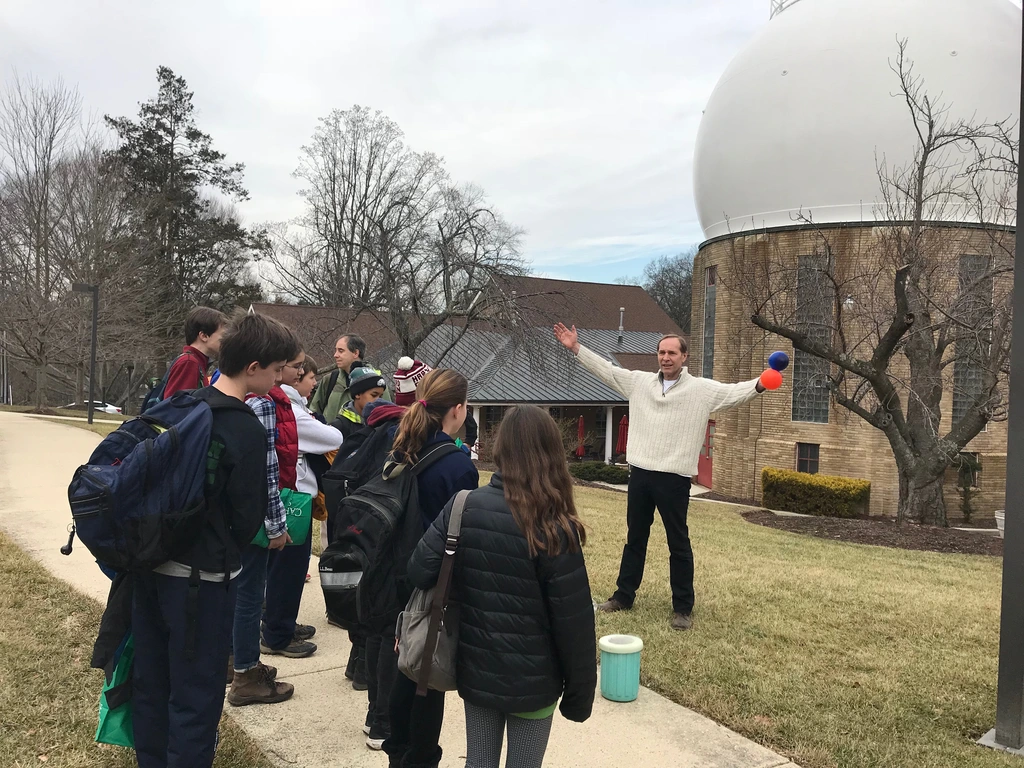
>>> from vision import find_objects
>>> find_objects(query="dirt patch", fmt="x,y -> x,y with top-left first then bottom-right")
742,510 -> 1003,556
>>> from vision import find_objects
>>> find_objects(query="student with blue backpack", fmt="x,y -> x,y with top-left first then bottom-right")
129,312 -> 300,768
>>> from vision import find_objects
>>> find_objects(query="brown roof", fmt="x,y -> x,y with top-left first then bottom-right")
613,353 -> 661,373
493,275 -> 684,336
249,304 -> 399,369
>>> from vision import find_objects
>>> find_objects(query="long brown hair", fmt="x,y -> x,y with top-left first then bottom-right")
390,368 -> 468,463
494,405 -> 586,557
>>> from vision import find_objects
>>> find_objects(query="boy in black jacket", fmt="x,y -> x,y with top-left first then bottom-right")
132,313 -> 300,768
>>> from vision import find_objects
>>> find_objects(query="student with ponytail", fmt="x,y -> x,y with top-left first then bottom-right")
364,369 -> 478,765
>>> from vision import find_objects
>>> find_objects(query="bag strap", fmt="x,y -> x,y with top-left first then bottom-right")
416,489 -> 470,697
383,442 -> 460,481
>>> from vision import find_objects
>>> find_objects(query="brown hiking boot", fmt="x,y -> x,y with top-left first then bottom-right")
671,612 -> 693,631
227,664 -> 294,706
226,658 -> 277,685
596,598 -> 628,613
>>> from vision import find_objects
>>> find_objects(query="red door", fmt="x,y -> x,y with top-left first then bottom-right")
696,420 -> 715,488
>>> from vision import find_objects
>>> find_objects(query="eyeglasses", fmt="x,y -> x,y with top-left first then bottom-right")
286,363 -> 305,371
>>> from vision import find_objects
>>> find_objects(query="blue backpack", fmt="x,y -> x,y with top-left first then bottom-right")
66,392 -> 217,572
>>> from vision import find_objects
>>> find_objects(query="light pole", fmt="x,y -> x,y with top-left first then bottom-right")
125,361 -> 135,417
987,10 -> 1024,755
72,283 -> 99,425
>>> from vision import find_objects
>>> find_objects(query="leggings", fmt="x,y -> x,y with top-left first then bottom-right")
464,701 -> 553,768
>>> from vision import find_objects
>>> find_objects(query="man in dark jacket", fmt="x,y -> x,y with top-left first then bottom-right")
408,475 -> 596,723
131,312 -> 299,768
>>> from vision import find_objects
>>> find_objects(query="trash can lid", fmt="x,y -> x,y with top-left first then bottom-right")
599,634 -> 644,654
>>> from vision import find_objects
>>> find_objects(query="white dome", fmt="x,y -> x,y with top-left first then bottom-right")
693,0 -> 1021,240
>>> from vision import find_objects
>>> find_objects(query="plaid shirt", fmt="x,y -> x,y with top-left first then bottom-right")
246,394 -> 287,540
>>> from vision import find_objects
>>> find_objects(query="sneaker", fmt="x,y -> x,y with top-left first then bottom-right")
671,612 -> 693,631
326,612 -> 345,629
260,637 -> 317,658
227,664 -> 294,707
305,572 -> 311,583
294,624 -> 316,641
365,725 -> 388,750
596,598 -> 629,613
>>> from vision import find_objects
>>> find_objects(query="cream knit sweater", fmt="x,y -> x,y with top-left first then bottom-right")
576,345 -> 762,477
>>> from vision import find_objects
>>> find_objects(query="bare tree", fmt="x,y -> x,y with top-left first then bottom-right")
263,106 -> 551,358
727,39 -> 1016,525
642,249 -> 695,334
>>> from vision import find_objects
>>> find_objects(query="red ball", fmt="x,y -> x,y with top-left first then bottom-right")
760,369 -> 783,391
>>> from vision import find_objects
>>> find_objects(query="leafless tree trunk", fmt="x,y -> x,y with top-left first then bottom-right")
728,39 -> 1016,526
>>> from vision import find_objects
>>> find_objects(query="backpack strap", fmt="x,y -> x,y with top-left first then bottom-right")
326,368 -> 341,398
416,489 -> 470,697
382,442 -> 460,482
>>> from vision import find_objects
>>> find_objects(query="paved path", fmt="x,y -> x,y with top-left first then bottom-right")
0,411 -> 799,768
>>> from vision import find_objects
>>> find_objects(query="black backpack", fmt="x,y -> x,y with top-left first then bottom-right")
319,442 -> 459,632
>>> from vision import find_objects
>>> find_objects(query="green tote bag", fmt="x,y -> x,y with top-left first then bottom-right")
252,488 -> 313,548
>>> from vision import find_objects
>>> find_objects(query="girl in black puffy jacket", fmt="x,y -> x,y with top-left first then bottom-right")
409,405 -> 597,768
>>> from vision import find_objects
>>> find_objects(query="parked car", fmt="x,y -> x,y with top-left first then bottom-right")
60,401 -> 122,415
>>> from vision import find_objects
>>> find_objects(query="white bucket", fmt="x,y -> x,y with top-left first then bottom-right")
995,510 -> 1005,539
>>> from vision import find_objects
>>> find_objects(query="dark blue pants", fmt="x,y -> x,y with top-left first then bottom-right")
132,571 -> 237,768
262,518 -> 313,649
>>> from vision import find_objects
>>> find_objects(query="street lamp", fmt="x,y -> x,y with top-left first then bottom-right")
125,361 -> 135,417
72,283 -> 99,425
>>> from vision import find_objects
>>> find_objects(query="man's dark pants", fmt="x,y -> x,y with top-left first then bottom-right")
262,518 -> 314,649
611,465 -> 694,615
366,630 -> 398,736
132,570 -> 237,768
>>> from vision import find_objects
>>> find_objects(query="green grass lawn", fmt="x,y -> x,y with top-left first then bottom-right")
0,530 -> 272,768
572,482 -> 1012,768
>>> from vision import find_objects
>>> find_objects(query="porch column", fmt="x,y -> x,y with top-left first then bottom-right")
469,405 -> 480,460
604,405 -> 614,464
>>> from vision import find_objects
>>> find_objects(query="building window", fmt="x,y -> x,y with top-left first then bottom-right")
595,408 -> 607,447
483,406 -> 507,431
792,255 -> 833,424
796,443 -> 820,474
956,452 -> 981,489
702,266 -> 717,379
952,254 -> 993,426
548,406 -> 562,420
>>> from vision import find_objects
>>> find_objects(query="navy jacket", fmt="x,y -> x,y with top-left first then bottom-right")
406,430 -> 479,530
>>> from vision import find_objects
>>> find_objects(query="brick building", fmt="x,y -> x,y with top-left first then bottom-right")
687,0 -> 1019,517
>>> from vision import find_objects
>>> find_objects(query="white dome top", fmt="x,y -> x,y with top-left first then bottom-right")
693,0 -> 1021,240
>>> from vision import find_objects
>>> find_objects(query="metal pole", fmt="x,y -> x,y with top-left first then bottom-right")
993,10 -> 1024,750
87,286 -> 98,425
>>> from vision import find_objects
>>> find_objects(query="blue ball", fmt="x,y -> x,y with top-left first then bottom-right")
768,351 -> 790,372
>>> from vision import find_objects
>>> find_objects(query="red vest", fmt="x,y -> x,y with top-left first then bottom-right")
268,386 -> 299,491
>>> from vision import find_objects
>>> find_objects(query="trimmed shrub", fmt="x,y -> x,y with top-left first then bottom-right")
762,467 -> 870,518
569,461 -> 630,484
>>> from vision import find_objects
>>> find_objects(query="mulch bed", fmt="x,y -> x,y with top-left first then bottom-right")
742,510 -> 1003,556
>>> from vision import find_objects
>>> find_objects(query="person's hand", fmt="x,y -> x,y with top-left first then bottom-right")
267,531 -> 292,550
755,382 -> 766,393
554,323 -> 580,355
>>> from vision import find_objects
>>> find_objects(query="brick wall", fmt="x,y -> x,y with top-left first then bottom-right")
692,225 -> 1009,518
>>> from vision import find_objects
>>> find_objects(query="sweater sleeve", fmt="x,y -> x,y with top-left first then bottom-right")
538,532 -> 597,723
408,498 -> 450,590
699,377 -> 762,413
294,406 -> 344,454
575,345 -> 638,399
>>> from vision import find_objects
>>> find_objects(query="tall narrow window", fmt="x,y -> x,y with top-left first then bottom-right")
791,254 -> 833,423
702,266 -> 717,379
952,254 -> 993,426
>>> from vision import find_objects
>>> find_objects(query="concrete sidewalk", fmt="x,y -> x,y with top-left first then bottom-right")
0,411 -> 799,768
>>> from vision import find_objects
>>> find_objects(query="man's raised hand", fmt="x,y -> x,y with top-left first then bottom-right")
553,323 -> 581,355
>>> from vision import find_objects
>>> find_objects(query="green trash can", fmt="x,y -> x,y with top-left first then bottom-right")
599,634 -> 643,702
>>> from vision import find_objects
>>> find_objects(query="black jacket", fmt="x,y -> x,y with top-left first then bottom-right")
408,474 -> 596,721
188,386 -> 268,573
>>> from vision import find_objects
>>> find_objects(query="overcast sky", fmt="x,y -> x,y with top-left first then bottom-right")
1,0 -> 770,284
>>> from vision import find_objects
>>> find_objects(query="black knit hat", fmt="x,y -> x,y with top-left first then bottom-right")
349,366 -> 387,397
